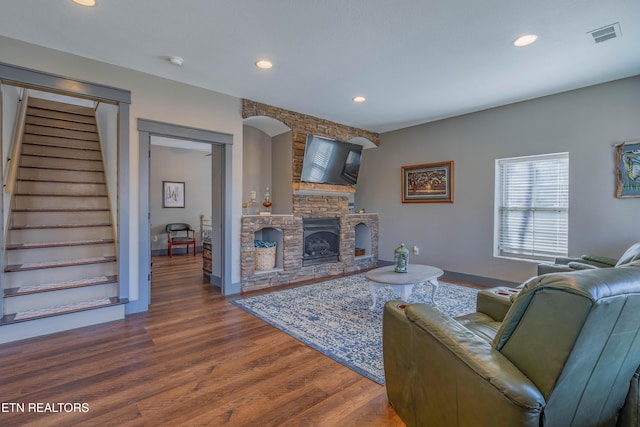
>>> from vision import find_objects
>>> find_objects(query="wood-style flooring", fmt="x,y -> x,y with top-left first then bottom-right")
0,254 -> 405,426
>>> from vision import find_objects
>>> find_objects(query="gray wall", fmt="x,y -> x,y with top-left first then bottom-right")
150,144 -> 212,253
356,76 -> 640,284
242,125 -> 272,213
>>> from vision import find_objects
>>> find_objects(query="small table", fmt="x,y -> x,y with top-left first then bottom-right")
365,264 -> 444,310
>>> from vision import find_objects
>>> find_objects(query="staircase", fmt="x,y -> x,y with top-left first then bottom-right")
1,97 -> 124,342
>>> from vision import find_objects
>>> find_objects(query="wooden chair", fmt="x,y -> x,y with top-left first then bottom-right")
165,223 -> 197,257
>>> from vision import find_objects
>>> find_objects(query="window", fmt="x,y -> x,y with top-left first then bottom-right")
495,152 -> 569,261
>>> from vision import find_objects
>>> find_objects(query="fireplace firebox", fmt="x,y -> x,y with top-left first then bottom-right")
302,217 -> 340,266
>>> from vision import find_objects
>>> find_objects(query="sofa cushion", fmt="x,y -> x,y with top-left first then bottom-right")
455,312 -> 502,342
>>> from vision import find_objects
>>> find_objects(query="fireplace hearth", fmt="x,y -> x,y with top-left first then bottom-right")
303,217 -> 340,266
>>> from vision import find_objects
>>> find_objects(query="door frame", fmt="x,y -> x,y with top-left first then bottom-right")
136,119 -> 233,310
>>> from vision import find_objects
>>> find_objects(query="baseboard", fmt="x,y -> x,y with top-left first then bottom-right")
376,260 -> 519,288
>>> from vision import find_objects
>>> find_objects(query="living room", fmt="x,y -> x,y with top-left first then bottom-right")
0,1 -> 639,425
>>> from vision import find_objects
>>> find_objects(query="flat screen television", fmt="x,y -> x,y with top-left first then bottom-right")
300,135 -> 363,186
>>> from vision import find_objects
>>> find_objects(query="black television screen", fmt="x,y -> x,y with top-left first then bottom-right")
300,135 -> 363,186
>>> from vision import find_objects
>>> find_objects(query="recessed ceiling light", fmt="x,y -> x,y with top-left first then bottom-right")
255,60 -> 273,70
352,96 -> 366,103
169,56 -> 184,66
513,34 -> 538,47
72,0 -> 97,6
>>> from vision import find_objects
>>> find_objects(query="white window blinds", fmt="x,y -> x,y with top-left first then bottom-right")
495,152 -> 569,260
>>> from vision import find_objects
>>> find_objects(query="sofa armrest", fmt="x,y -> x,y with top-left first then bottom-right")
567,261 -> 599,270
383,301 -> 544,427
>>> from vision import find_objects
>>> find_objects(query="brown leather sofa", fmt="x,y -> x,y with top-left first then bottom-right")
383,266 -> 640,426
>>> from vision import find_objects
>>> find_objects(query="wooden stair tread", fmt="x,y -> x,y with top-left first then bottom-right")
24,124 -> 99,142
0,297 -> 126,325
25,115 -> 97,133
14,193 -> 108,198
27,106 -> 96,125
3,275 -> 118,297
4,256 -> 117,272
12,208 -> 109,212
17,164 -> 104,173
16,178 -> 107,185
22,141 -> 101,152
10,223 -> 112,230
7,239 -> 115,250
28,98 -> 95,116
19,152 -> 102,162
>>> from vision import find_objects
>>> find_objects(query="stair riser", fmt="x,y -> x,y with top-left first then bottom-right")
23,134 -> 100,151
24,124 -> 98,141
4,283 -> 118,314
18,167 -> 105,183
16,181 -> 107,196
7,244 -> 116,265
20,155 -> 103,171
13,195 -> 109,210
7,226 -> 114,244
3,263 -> 118,287
21,144 -> 102,161
0,305 -> 124,345
11,210 -> 111,227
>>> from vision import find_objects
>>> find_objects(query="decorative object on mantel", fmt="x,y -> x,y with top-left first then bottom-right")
394,242 -> 409,273
402,161 -> 454,203
255,239 -> 277,271
242,190 -> 257,214
616,141 -> 640,198
262,186 -> 272,213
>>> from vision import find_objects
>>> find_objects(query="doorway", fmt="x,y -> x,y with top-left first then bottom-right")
137,119 -> 233,310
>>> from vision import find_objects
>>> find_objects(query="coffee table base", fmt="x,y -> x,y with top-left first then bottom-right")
369,279 -> 439,310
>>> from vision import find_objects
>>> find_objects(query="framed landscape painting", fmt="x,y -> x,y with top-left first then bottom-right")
402,161 -> 454,203
616,142 -> 640,198
163,181 -> 185,208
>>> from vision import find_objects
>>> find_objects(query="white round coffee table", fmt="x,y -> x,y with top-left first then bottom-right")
365,264 -> 444,310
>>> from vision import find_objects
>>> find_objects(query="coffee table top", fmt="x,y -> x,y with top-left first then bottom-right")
365,264 -> 444,285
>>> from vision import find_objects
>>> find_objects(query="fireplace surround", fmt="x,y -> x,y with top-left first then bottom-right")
303,217 -> 340,266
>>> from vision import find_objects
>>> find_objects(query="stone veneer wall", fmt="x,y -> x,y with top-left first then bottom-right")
242,99 -> 379,181
241,195 -> 378,291
240,100 -> 381,291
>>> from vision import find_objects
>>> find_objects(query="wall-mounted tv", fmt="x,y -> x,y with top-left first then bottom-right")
300,135 -> 363,186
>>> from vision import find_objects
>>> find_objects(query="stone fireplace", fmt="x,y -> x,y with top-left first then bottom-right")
302,217 -> 340,266
239,100 -> 380,292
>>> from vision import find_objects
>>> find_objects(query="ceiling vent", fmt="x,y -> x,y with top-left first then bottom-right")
588,22 -> 621,44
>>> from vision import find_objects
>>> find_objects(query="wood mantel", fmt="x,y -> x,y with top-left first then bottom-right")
292,182 -> 356,194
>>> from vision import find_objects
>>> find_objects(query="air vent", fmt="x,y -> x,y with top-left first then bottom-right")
588,22 -> 621,43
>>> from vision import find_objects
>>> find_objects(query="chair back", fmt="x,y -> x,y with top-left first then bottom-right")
492,267 -> 640,426
615,242 -> 640,267
166,223 -> 192,233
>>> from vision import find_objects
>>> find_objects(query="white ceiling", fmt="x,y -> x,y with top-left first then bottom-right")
1,0 -> 638,133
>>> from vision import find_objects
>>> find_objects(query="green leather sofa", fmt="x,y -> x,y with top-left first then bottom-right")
537,242 -> 640,275
383,266 -> 640,426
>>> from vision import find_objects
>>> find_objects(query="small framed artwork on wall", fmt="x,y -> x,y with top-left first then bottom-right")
163,181 -> 185,208
616,141 -> 640,198
402,161 -> 454,203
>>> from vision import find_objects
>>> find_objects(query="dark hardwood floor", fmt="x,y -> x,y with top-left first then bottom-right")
0,254 -> 405,426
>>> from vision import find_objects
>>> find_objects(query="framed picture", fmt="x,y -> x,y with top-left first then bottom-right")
163,181 -> 185,208
616,142 -> 640,198
402,161 -> 454,203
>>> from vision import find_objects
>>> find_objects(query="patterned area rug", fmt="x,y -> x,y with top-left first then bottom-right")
232,273 -> 478,384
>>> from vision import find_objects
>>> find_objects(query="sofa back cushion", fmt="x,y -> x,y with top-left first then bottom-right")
615,242 -> 640,267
